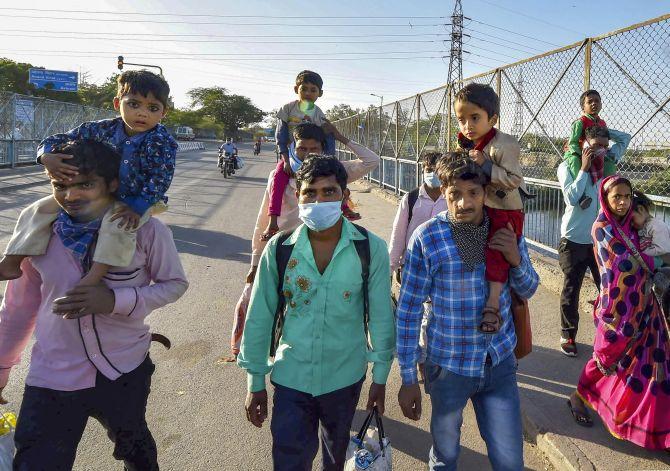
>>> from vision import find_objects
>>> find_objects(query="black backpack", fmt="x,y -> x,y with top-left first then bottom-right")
270,224 -> 371,357
406,187 -> 420,226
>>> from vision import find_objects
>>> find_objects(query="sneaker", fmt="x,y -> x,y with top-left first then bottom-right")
560,337 -> 578,357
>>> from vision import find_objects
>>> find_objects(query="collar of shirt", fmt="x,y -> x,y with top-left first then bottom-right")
113,120 -> 149,147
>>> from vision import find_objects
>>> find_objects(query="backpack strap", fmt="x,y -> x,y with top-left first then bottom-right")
271,230 -> 296,357
352,223 -> 371,348
407,187 -> 420,228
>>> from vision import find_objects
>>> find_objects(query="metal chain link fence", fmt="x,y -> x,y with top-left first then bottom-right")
0,92 -> 116,167
336,14 -> 670,252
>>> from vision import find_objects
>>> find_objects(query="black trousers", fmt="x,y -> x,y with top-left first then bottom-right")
13,356 -> 157,471
270,377 -> 364,471
558,238 -> 601,339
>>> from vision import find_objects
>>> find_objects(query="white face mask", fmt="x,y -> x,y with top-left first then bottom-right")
423,172 -> 441,188
298,200 -> 343,231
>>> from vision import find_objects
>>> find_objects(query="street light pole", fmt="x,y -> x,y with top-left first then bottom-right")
370,93 -> 384,107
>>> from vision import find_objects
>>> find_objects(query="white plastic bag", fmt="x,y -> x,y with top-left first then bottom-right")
0,412 -> 16,471
345,407 -> 392,471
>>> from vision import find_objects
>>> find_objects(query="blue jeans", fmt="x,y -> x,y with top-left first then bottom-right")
270,378 -> 364,471
425,354 -> 523,471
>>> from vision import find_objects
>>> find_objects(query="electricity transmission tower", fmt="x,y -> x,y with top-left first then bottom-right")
439,0 -> 465,149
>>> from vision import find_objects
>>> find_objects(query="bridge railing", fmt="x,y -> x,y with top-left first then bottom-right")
335,14 -> 670,253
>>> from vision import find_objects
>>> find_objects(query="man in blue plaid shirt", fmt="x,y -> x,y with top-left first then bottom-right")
396,155 -> 539,470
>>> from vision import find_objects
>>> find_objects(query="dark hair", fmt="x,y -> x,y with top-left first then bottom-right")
436,153 -> 488,187
422,151 -> 442,168
293,123 -> 327,148
585,125 -> 609,141
296,154 -> 348,192
117,70 -> 170,109
295,70 -> 324,91
580,89 -> 601,109
454,83 -> 500,118
52,140 -> 121,185
633,190 -> 653,212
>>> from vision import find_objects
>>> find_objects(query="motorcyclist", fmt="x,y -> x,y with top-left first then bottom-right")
219,138 -> 238,169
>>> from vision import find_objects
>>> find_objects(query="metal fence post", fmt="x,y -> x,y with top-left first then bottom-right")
395,101 -> 400,194
10,94 -> 16,168
378,105 -> 383,187
584,38 -> 592,91
416,94 -> 421,187
496,69 -> 502,128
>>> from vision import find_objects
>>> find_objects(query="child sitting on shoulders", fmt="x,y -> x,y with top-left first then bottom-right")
564,90 -> 616,209
455,83 -> 528,334
0,70 -> 177,291
261,70 -> 358,241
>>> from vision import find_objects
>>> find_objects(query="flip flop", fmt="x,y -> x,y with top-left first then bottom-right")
566,398 -> 593,427
478,306 -> 501,334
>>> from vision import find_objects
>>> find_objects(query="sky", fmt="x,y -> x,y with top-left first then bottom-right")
1,0 -> 668,116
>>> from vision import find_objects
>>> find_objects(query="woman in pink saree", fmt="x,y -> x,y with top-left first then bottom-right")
568,175 -> 670,450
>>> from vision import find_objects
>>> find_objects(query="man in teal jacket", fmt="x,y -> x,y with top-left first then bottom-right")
238,155 -> 395,470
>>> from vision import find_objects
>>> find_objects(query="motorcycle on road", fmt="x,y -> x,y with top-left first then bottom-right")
218,151 -> 236,178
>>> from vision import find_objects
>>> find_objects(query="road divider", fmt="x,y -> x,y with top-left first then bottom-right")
177,141 -> 205,152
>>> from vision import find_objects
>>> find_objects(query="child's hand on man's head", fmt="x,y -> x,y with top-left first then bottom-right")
110,206 -> 142,231
469,149 -> 488,166
42,153 -> 79,181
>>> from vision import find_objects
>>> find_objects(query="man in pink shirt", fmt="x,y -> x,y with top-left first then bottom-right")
388,151 -> 447,380
0,140 -> 188,470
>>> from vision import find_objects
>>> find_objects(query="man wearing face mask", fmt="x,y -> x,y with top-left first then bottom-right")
238,155 -> 394,470
388,151 -> 446,381
557,125 -> 630,356
226,123 -> 380,361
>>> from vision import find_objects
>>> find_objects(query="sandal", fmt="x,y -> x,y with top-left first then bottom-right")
260,229 -> 279,241
478,306 -> 501,334
566,398 -> 593,427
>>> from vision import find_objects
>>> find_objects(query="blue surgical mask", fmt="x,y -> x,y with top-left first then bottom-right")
298,201 -> 343,231
423,172 -> 441,188
289,144 -> 303,174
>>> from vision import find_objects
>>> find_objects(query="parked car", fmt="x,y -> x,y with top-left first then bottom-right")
175,126 -> 195,141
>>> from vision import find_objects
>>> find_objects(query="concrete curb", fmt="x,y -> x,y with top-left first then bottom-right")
352,179 -> 597,471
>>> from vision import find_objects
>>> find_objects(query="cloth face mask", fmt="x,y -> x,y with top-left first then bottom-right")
298,200 -> 343,231
423,172 -> 441,188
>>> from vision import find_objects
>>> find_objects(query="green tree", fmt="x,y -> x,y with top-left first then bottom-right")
187,86 -> 265,137
325,103 -> 364,121
78,74 -> 118,109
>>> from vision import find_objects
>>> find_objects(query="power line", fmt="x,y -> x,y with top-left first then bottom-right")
467,18 -> 562,47
0,13 -> 445,27
466,28 -> 545,53
0,7 -> 447,19
0,32 -> 446,45
0,28 -> 450,39
6,48 -> 448,57
0,51 -> 447,62
470,0 -> 583,35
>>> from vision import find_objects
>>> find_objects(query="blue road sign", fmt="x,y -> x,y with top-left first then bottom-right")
28,69 -> 79,92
